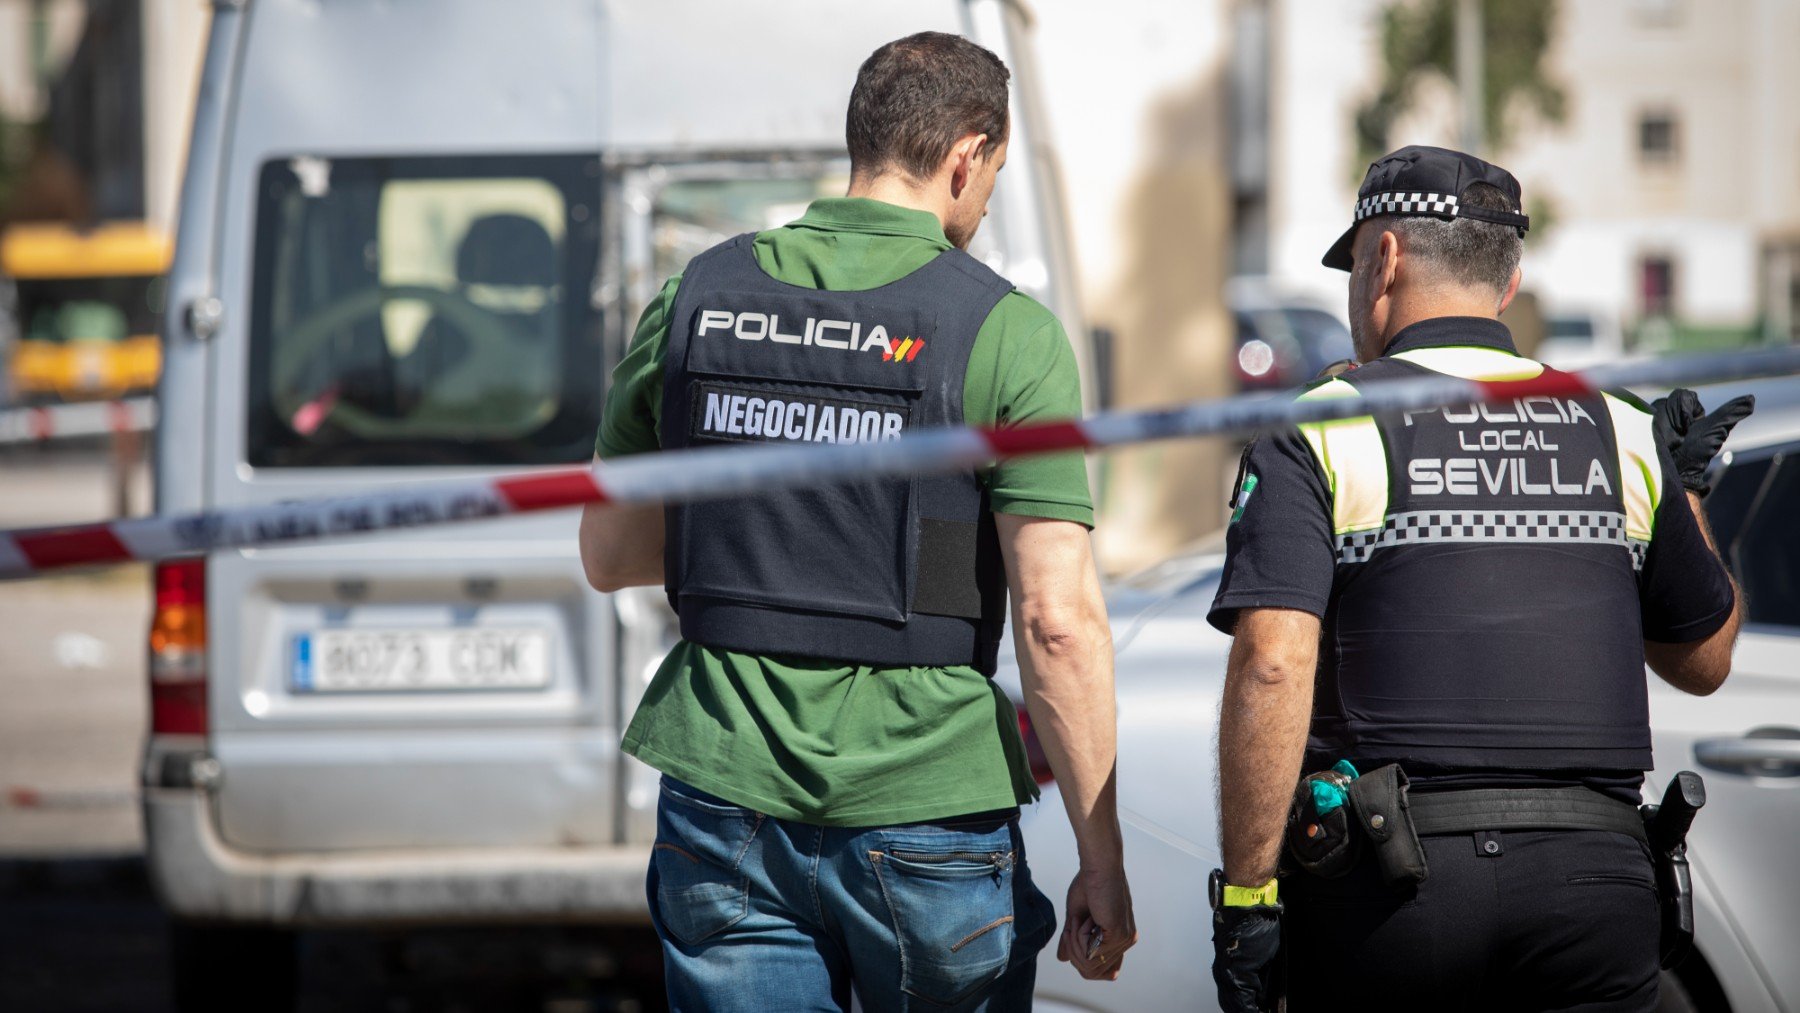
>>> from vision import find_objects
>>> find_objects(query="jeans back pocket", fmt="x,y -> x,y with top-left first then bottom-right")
869,836 -> 1019,1008
652,779 -> 763,946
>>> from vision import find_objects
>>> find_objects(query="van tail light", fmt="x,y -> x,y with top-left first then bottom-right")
149,559 -> 207,735
1016,706 -> 1056,786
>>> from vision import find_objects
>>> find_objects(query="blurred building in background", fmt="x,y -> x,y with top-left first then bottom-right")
1512,0 -> 1800,350
0,0 -> 204,228
1031,2 -> 1238,569
1252,0 -> 1800,354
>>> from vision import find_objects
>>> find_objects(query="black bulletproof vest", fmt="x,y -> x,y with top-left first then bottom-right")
1308,356 -> 1654,773
660,234 -> 1013,674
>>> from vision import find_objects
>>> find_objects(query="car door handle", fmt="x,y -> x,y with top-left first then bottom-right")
1695,728 -> 1800,778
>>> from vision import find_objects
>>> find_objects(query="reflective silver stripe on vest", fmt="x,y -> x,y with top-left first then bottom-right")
1338,509 -> 1649,570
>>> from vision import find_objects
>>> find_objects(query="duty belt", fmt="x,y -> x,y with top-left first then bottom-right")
1408,786 -> 1648,843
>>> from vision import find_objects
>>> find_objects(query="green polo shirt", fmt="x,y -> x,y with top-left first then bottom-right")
599,197 -> 1092,826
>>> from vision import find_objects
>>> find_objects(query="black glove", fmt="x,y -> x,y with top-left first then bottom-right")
1213,903 -> 1282,1013
1650,389 -> 1755,496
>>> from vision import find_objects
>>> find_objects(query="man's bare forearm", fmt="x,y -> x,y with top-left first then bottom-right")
1218,608 -> 1320,886
1015,596 -> 1121,865
997,515 -> 1122,866
998,515 -> 1135,979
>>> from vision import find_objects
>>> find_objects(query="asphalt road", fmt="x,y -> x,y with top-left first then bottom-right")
0,445 -> 665,1012
0,853 -> 665,1012
0,444 -> 150,858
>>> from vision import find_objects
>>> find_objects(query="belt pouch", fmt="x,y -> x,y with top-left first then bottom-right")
1347,764 -> 1429,886
1285,770 -> 1361,878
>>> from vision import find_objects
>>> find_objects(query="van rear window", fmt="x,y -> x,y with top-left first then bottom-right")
247,154 -> 603,467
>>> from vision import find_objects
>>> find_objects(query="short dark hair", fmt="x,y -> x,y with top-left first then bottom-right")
1379,182 -> 1523,293
846,32 -> 1011,181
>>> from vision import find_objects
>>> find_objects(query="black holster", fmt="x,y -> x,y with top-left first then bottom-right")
1643,772 -> 1707,969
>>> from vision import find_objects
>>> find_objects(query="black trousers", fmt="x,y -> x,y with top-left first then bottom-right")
1285,829 -> 1660,1012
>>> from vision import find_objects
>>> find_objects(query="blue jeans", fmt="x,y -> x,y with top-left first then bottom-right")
647,776 -> 1057,1012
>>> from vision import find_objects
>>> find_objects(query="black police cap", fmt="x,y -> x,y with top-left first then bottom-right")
1322,145 -> 1530,271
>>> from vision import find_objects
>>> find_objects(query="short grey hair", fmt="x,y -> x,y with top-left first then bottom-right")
1376,182 -> 1523,294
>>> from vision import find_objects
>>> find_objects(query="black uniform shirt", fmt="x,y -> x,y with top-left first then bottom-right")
1208,317 -> 1737,800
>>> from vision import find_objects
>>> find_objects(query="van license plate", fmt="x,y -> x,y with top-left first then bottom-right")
292,629 -> 550,693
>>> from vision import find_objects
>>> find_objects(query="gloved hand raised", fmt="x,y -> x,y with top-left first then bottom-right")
1213,903 -> 1282,1013
1650,389 -> 1755,496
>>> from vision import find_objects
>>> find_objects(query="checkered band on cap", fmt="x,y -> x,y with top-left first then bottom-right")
1354,191 -> 1460,222
1337,509 -> 1648,571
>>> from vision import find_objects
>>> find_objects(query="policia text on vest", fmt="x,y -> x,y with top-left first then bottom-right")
1401,396 -> 1614,498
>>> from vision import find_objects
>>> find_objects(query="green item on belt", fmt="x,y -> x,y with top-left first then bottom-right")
599,197 -> 1093,826
1312,760 -> 1361,815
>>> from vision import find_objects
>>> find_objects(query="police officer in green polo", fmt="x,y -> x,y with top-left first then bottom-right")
580,31 -> 1136,1011
1208,145 -> 1749,1011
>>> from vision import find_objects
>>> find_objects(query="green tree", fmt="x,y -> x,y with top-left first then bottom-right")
1355,0 -> 1566,166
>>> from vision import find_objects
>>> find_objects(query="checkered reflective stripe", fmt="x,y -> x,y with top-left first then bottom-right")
1355,191 -> 1459,222
1338,510 -> 1647,570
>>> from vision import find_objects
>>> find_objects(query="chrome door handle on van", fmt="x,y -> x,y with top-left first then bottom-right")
1695,728 -> 1800,778
185,296 -> 225,340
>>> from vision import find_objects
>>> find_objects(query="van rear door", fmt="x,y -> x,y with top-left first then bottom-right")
201,1 -> 622,853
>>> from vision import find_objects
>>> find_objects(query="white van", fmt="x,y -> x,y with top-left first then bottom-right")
145,0 -> 1084,999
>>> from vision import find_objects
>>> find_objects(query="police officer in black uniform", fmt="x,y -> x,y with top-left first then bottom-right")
1206,146 -> 1752,1011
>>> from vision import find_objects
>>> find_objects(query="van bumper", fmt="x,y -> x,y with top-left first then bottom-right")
142,786 -> 653,926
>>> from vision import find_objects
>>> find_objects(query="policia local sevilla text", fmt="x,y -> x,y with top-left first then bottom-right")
1403,394 -> 1614,497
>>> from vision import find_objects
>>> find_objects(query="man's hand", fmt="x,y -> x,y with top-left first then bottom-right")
1651,389 -> 1755,495
1212,904 -> 1282,1012
1056,861 -> 1136,980
996,514 -> 1138,979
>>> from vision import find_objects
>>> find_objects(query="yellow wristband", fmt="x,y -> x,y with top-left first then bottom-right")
1221,878 -> 1279,907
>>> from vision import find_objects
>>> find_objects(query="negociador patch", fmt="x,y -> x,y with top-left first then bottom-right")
690,381 -> 911,446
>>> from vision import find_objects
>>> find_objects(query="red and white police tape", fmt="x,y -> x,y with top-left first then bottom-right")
0,397 -> 156,445
3,346 -> 1798,579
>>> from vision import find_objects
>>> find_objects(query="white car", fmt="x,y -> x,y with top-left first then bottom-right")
1005,376 -> 1800,1013
1538,307 -> 1627,371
